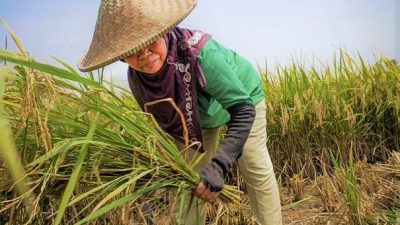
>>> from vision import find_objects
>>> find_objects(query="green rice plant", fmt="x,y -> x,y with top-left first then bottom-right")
0,66 -> 35,214
328,150 -> 400,225
0,28 -> 241,224
54,112 -> 99,225
329,149 -> 365,225
386,209 -> 400,224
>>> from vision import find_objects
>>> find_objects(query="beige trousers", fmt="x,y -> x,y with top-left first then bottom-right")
180,100 -> 282,225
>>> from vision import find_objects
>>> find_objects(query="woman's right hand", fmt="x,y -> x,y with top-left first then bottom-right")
195,180 -> 221,202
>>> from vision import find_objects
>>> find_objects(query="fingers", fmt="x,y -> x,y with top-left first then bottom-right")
195,181 -> 207,196
195,181 -> 220,203
199,186 -> 211,200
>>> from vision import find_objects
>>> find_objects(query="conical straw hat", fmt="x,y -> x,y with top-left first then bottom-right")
78,0 -> 197,72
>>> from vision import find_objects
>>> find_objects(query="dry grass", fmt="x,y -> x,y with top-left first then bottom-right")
282,153 -> 400,225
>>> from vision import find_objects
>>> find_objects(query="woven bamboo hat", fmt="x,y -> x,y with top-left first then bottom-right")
78,0 -> 197,72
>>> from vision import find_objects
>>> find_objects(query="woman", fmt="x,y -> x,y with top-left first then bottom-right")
79,0 -> 282,224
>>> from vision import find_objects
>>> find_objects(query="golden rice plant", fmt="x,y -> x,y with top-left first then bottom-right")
0,21 -> 241,224
262,51 -> 400,180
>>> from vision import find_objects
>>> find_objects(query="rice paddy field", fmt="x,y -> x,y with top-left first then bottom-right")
0,22 -> 399,224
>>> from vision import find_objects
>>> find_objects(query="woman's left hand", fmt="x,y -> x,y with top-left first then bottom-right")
195,181 -> 220,202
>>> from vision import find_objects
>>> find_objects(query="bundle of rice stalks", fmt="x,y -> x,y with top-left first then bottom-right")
0,23 -> 241,224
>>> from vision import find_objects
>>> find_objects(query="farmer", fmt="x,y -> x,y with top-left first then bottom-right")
78,0 -> 282,224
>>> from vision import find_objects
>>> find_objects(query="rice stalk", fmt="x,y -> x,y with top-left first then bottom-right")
54,112 -> 99,225
0,43 -> 241,224
0,66 -> 35,215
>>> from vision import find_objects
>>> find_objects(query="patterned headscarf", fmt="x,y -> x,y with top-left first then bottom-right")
128,27 -> 211,152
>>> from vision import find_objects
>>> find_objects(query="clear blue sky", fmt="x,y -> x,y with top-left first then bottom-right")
1,0 -> 399,81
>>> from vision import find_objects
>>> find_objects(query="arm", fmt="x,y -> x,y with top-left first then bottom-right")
194,39 -> 258,200
199,102 -> 255,192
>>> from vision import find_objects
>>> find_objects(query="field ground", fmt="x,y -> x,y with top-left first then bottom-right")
151,153 -> 399,225
281,154 -> 400,225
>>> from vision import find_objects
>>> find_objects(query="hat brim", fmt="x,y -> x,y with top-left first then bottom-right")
78,0 -> 197,72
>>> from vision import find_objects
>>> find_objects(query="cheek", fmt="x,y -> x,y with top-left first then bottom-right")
160,46 -> 168,62
160,53 -> 167,64
126,57 -> 140,70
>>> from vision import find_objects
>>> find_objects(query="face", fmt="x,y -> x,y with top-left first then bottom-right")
124,37 -> 168,74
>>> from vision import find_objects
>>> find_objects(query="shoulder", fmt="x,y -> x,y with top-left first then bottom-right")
197,39 -> 228,69
199,38 -> 224,55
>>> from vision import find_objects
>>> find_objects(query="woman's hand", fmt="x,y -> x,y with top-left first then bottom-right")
195,181 -> 220,202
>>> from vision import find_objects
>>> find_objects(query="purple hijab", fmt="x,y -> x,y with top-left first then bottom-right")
128,27 -> 211,152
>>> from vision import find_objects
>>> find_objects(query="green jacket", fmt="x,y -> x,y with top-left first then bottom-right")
197,38 -> 264,128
